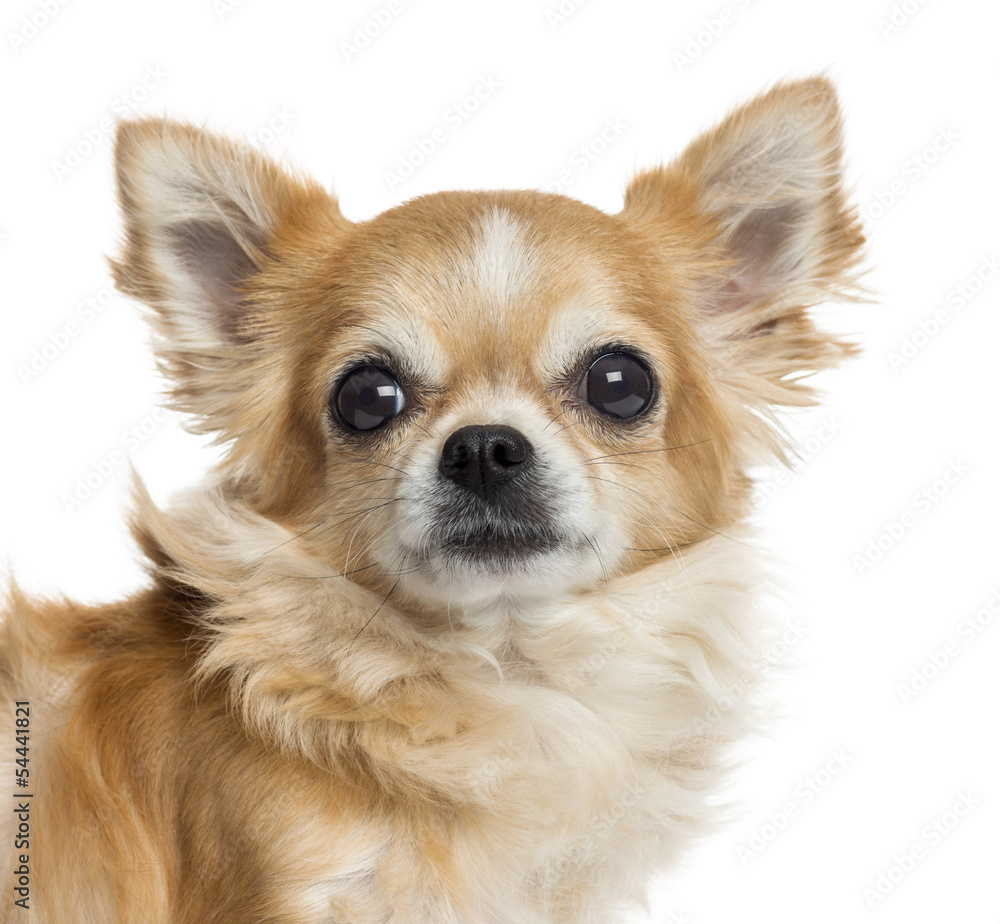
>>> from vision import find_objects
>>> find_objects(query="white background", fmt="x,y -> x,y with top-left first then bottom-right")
1,1 -> 998,921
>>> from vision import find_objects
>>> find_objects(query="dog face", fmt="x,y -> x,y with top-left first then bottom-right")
111,77 -> 863,620
305,192 -> 739,615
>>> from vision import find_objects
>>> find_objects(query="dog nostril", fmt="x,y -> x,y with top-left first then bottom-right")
440,425 -> 533,498
493,440 -> 526,467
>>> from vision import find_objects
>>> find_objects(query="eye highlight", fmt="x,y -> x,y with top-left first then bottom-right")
333,364 -> 405,432
585,352 -> 654,420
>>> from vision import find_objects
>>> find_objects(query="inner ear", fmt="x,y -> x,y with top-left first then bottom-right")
166,219 -> 264,339
716,201 -> 811,316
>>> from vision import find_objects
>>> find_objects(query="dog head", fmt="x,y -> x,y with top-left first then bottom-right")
111,78 -> 863,620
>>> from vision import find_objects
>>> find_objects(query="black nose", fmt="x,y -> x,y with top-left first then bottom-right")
439,425 -> 533,499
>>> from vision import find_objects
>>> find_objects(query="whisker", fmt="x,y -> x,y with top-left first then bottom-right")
583,459 -> 643,470
624,538 -> 707,553
542,408 -> 568,433
317,498 -> 404,533
584,460 -> 743,550
667,509 -> 750,547
267,518 -> 331,552
266,492 -> 402,561
301,479 -> 399,521
341,524 -> 384,580
585,439 -> 714,464
584,534 -> 610,585
584,475 -> 673,541
348,554 -> 407,652
260,560 -> 386,581
338,500 -> 406,577
305,476 -> 397,491
584,475 -> 726,568
552,420 -> 583,438
284,498 -> 404,567
339,458 -> 410,477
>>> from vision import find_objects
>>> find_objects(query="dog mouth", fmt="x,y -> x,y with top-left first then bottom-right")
389,490 -> 603,601
406,504 -> 572,577
440,525 -> 563,562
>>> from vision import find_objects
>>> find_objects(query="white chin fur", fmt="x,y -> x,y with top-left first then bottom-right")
392,540 -> 605,613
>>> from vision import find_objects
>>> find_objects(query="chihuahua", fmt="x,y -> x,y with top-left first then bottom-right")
2,77 -> 863,922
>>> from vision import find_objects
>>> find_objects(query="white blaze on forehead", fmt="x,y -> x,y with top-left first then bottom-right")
468,207 -> 539,308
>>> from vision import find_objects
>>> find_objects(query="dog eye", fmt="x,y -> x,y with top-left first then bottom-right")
585,353 -> 653,420
333,365 -> 405,431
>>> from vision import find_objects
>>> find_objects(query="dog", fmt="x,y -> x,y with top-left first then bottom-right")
2,76 -> 863,922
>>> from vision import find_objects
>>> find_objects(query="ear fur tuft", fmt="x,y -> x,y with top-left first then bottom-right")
622,76 -> 867,445
109,118 -> 345,442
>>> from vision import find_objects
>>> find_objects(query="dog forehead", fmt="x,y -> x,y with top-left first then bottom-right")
357,194 -> 624,377
465,204 -> 540,309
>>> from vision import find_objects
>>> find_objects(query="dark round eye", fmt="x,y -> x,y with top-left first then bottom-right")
333,365 -> 405,431
585,352 -> 654,420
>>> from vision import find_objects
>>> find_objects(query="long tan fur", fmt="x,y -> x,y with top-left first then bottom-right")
2,77 -> 863,923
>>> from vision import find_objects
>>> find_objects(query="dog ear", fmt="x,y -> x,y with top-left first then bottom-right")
110,119 -> 344,433
622,77 -> 866,409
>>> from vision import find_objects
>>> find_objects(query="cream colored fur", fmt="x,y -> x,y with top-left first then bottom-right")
1,77 -> 863,923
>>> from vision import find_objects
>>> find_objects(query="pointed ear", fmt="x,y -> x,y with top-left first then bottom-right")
622,77 -> 866,406
109,118 -> 345,429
